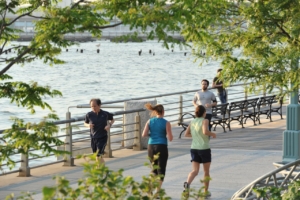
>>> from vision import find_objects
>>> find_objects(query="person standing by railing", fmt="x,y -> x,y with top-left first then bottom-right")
193,79 -> 217,131
142,103 -> 173,196
183,105 -> 216,198
212,68 -> 227,104
84,98 -> 114,166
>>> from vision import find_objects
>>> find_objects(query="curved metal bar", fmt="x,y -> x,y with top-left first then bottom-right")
231,160 -> 300,200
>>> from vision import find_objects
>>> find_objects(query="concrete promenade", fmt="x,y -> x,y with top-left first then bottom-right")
0,106 -> 286,200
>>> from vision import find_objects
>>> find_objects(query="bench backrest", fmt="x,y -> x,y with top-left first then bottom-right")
229,100 -> 247,111
212,103 -> 229,117
258,95 -> 276,108
244,97 -> 259,111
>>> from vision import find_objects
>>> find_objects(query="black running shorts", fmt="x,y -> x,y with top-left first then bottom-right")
190,148 -> 211,163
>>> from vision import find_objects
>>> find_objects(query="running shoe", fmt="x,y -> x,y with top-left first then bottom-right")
183,182 -> 190,198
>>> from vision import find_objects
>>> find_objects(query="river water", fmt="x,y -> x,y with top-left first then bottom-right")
1,41 -> 223,130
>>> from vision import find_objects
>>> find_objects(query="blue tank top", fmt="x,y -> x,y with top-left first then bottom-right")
148,117 -> 168,145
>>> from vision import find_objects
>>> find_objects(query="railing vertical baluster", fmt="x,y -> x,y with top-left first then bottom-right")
63,111 -> 74,166
104,120 -> 112,158
178,95 -> 183,124
19,153 -> 30,177
122,107 -> 125,147
133,112 -> 142,151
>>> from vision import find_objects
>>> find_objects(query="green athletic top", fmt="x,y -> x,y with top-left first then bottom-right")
190,117 -> 210,150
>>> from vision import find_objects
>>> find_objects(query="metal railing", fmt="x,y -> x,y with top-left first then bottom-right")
231,160 -> 300,200
0,83 -> 284,176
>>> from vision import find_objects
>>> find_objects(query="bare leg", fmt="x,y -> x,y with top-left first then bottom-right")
186,161 -> 200,184
202,162 -> 211,192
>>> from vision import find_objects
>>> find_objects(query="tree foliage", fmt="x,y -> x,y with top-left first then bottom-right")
0,113 -> 66,171
179,0 -> 300,93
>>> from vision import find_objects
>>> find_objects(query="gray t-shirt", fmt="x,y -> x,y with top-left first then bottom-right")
193,90 -> 217,114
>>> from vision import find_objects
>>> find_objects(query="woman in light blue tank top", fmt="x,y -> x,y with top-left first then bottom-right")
183,105 -> 216,198
142,103 -> 173,196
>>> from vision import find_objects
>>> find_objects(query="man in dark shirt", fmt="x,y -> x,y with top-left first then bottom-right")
84,98 -> 114,166
212,68 -> 227,104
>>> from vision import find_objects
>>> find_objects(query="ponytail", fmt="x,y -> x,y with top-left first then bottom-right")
145,103 -> 164,117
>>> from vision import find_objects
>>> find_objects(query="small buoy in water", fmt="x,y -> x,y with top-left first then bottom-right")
184,52 -> 187,56
80,49 -> 83,53
153,52 -> 155,56
138,49 -> 142,56
66,49 -> 68,52
149,49 -> 152,54
172,49 -> 174,52
97,49 -> 100,53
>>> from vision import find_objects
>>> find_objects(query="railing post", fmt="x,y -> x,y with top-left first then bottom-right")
104,120 -> 112,158
122,106 -> 125,147
63,111 -> 74,166
133,112 -> 142,151
18,152 -> 30,177
178,95 -> 183,124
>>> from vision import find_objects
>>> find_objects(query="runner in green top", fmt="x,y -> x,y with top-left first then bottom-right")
183,105 -> 216,198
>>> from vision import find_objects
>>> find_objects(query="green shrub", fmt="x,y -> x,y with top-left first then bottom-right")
253,180 -> 300,200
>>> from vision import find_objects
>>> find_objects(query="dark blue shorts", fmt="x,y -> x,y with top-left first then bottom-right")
91,136 -> 107,157
190,149 -> 211,163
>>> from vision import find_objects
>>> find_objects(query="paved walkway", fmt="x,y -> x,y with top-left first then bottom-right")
0,107 -> 287,200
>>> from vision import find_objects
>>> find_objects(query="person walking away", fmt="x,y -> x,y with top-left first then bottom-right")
212,68 -> 227,104
193,79 -> 217,131
142,103 -> 173,196
84,98 -> 114,166
183,105 -> 216,198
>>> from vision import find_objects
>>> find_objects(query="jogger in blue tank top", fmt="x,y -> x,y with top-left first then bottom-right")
142,103 -> 173,196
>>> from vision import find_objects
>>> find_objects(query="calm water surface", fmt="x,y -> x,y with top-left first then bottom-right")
1,41 -> 222,130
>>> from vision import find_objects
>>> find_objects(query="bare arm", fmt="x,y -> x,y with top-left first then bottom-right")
104,119 -> 115,131
211,101 -> 217,107
205,100 -> 217,108
184,125 -> 192,137
193,100 -> 198,107
142,120 -> 150,137
202,119 -> 216,138
166,122 -> 173,142
212,81 -> 223,88
84,122 -> 92,128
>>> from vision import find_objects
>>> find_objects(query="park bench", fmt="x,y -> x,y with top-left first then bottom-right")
256,95 -> 283,124
178,113 -> 195,138
225,99 -> 247,131
177,95 -> 283,137
211,103 -> 229,132
243,97 -> 260,126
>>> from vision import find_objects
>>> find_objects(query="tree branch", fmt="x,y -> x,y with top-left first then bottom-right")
5,6 -> 40,26
92,21 -> 123,29
28,14 -> 50,20
0,47 -> 32,75
71,0 -> 85,9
